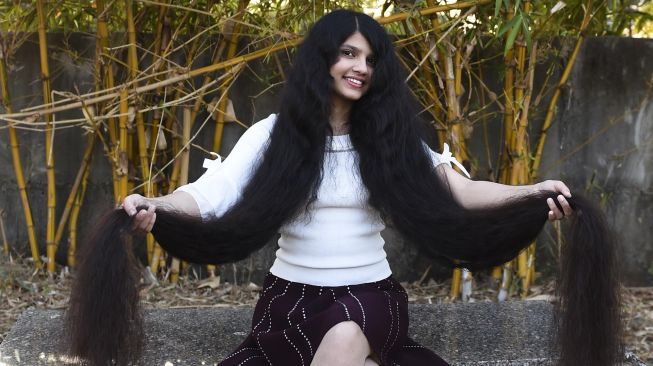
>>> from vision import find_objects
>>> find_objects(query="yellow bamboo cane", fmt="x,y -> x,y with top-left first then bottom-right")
0,44 -> 41,265
500,7 -> 515,185
125,0 -> 151,195
118,90 -> 130,202
36,0 -> 57,272
0,210 -> 8,255
96,0 -> 121,203
212,0 -> 249,152
403,16 -> 444,142
512,1 -> 531,284
149,4 -> 171,158
439,32 -> 473,299
532,0 -> 593,177
67,147 -> 93,268
53,133 -> 96,250
170,107 -> 191,283
496,2 -> 518,296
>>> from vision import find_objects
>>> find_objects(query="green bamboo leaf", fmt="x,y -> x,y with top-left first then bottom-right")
497,14 -> 520,38
495,0 -> 502,18
504,14 -> 522,56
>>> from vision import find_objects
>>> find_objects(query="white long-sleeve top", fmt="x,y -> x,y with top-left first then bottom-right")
176,114 -> 464,286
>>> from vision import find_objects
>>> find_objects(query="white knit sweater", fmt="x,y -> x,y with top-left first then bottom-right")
176,114 -> 461,286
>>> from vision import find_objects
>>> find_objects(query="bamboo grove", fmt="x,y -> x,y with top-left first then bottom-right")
0,0 -> 648,298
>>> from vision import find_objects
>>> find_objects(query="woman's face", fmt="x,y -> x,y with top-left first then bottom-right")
329,32 -> 375,107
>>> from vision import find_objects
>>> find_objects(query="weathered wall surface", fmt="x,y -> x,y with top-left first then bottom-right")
1,35 -> 652,285
553,37 -> 653,285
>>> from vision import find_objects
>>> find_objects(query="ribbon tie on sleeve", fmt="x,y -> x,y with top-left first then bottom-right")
202,152 -> 222,171
440,143 -> 471,178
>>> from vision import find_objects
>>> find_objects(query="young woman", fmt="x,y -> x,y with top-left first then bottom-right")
68,9 -> 621,366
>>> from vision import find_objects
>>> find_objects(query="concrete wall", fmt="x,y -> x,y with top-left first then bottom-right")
1,34 -> 652,285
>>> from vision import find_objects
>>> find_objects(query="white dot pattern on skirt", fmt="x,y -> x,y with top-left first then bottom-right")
254,335 -> 272,365
283,329 -> 305,366
347,285 -> 366,332
336,299 -> 351,320
381,291 -> 395,360
236,355 -> 264,366
287,285 -> 305,326
253,282 -> 290,333
296,323 -> 313,356
223,347 -> 259,361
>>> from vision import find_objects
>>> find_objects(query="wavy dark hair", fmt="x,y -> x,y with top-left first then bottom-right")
67,9 -> 622,366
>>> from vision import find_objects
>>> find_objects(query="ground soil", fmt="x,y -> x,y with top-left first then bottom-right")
1,254 -> 651,363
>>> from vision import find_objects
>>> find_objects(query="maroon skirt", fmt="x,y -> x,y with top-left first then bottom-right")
219,273 -> 449,365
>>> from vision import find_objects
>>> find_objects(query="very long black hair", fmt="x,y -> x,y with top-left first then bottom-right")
67,9 -> 622,366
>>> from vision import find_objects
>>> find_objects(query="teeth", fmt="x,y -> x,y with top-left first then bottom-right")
346,77 -> 362,85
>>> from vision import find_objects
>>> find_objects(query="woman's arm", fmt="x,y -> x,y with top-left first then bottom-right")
121,114 -> 277,233
437,164 -> 573,221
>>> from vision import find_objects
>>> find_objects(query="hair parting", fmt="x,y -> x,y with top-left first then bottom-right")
66,9 -> 622,366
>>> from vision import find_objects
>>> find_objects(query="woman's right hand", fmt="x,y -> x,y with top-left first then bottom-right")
122,194 -> 156,233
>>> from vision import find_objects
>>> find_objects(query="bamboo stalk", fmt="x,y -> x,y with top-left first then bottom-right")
67,146 -> 93,268
96,0 -> 121,203
497,261 -> 513,301
496,2 -> 518,298
53,133 -> 96,250
0,43 -> 41,265
499,5 -> 516,186
170,107 -> 191,284
450,267 -> 462,299
149,243 -> 163,275
379,0 -> 492,24
461,268 -> 473,302
512,1 -> 531,284
532,0 -> 593,177
212,0 -> 249,152
36,0 -> 57,272
126,0 -> 151,195
0,210 -> 8,255
513,33 -> 538,296
404,14 -> 443,142
446,43 -> 472,298
118,90 -> 129,202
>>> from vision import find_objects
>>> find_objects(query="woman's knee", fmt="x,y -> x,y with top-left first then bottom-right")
325,321 -> 364,340
364,357 -> 380,366
319,320 -> 370,353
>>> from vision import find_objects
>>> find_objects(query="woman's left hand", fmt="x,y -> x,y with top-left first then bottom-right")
535,180 -> 573,221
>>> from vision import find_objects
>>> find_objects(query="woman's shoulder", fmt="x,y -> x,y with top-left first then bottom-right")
250,113 -> 277,133
239,113 -> 277,143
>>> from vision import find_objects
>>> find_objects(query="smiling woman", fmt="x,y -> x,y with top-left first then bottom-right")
330,32 -> 375,105
67,9 -> 622,366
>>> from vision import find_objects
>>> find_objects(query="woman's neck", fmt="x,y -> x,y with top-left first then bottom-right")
330,98 -> 352,135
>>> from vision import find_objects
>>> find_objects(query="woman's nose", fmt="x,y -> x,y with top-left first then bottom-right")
352,57 -> 368,74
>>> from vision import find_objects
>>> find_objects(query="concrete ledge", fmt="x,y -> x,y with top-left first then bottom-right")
0,302 -> 556,365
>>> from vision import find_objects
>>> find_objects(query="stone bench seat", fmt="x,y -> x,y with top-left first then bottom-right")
0,301 -> 562,365
5,301 -> 640,366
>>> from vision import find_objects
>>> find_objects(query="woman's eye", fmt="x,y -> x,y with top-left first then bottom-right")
340,49 -> 354,57
366,58 -> 376,66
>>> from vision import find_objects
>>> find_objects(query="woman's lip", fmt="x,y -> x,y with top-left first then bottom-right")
344,77 -> 364,88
